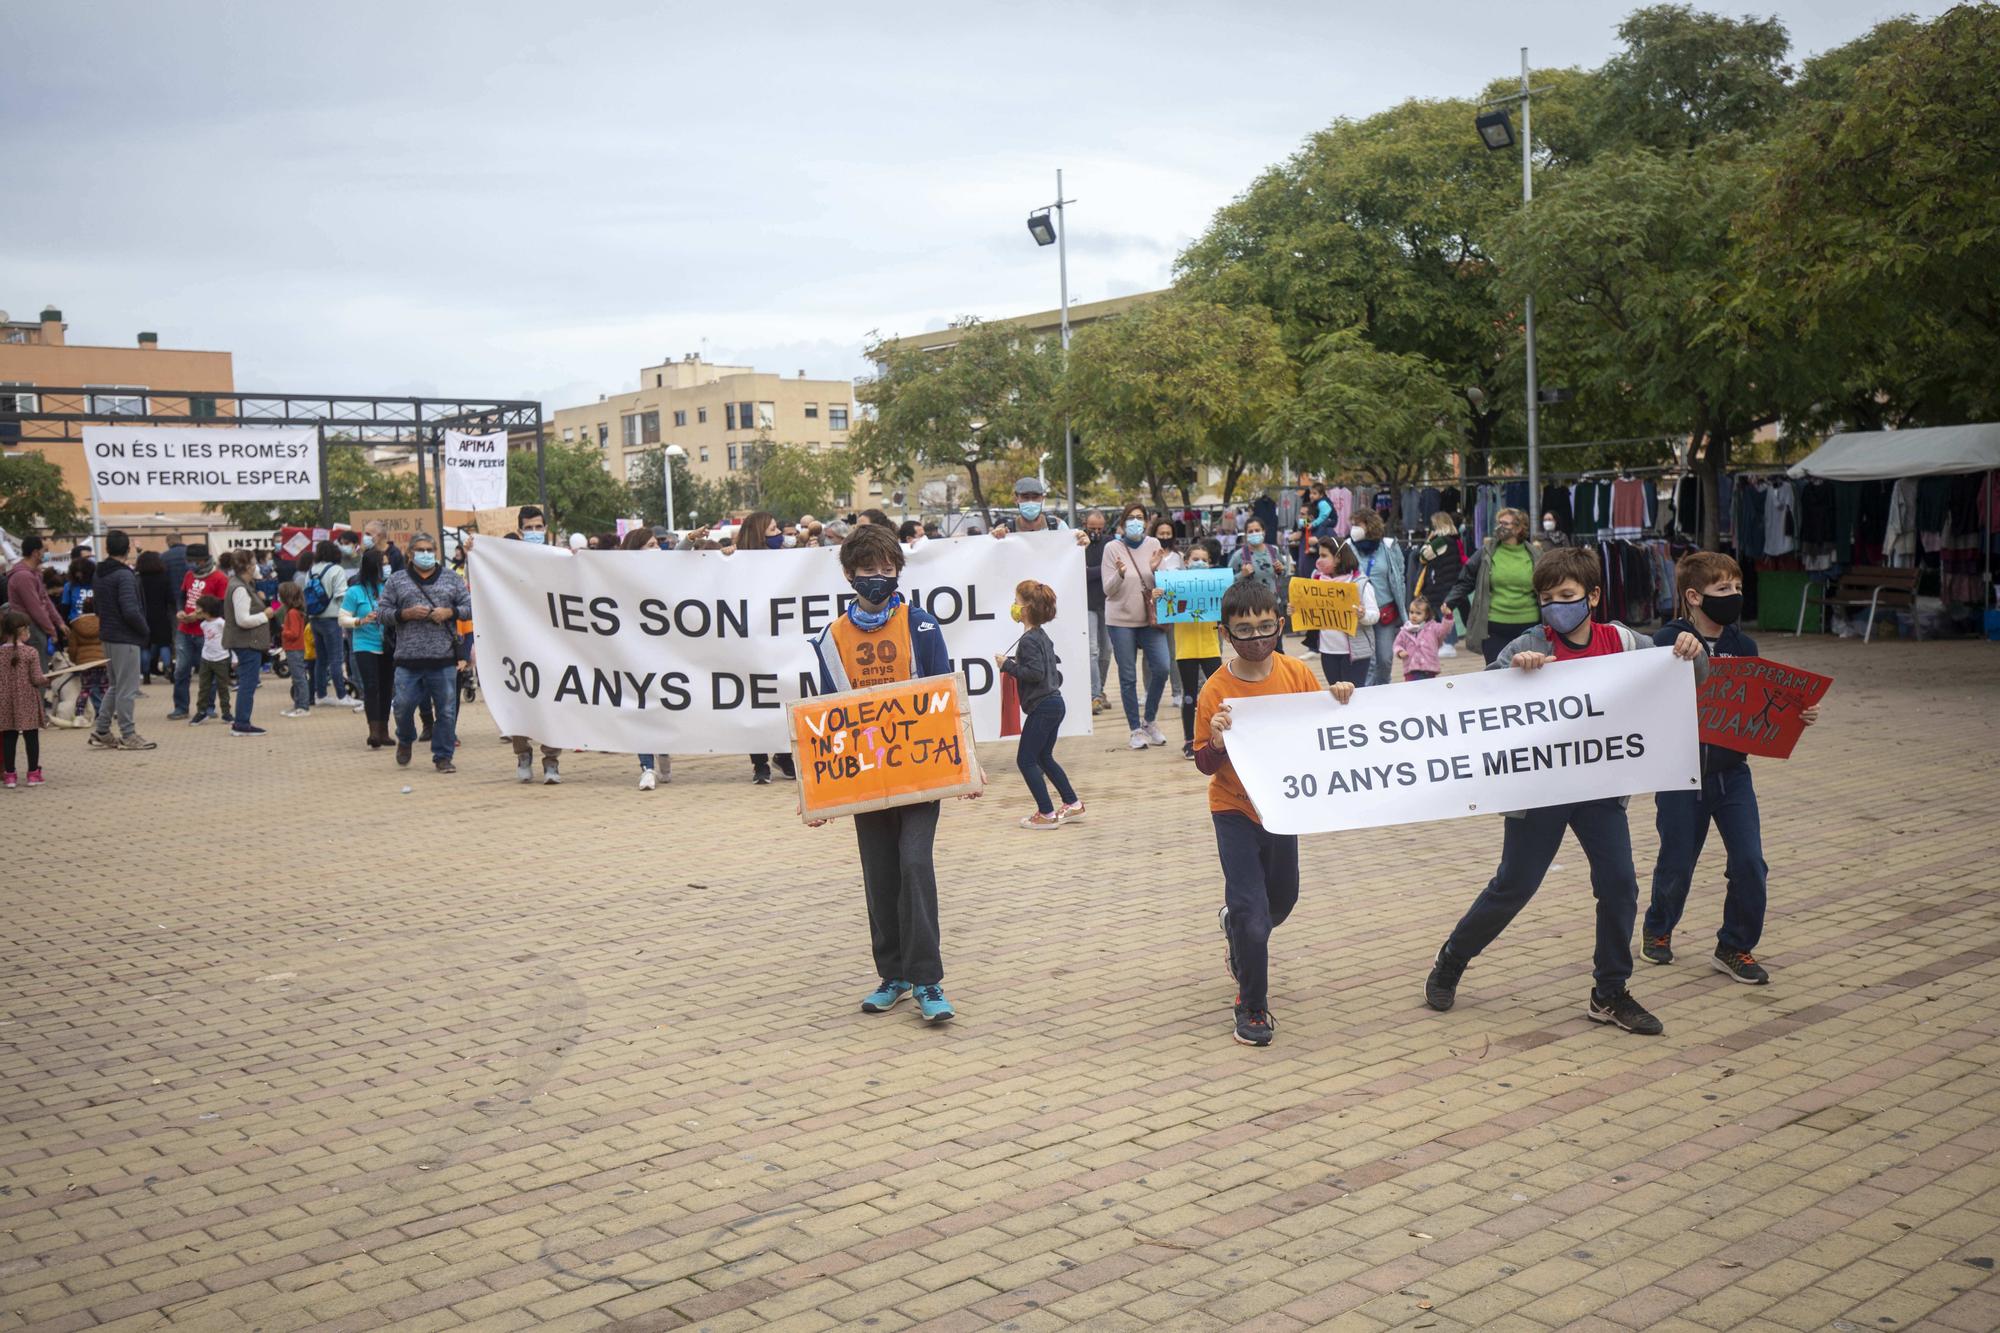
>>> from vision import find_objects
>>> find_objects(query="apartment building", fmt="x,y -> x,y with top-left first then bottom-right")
549,355 -> 872,506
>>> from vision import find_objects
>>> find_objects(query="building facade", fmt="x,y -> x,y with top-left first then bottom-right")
548,355 -> 871,509
1,307 -> 237,539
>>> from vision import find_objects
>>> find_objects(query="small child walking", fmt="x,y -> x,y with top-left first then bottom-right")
278,582 -> 313,717
998,579 -> 1082,829
1310,538 -> 1377,688
0,610 -> 50,788
1171,540 -> 1225,759
190,594 -> 234,725
1391,595 -> 1452,681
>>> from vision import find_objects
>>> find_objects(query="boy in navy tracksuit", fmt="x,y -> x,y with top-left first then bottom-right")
1642,551 -> 1818,985
807,523 -> 964,1023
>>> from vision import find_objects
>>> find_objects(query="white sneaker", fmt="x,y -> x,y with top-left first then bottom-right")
347,697 -> 366,710
1438,643 -> 1459,658
543,763 -> 562,785
1142,722 -> 1167,746
1128,729 -> 1149,750
279,708 -> 308,718
516,755 -> 533,783
638,768 -> 657,791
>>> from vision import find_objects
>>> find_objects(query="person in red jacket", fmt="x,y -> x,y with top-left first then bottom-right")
169,543 -> 229,719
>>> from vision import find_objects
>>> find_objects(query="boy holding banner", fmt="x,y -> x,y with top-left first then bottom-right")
1197,580 -> 1357,1047
1424,546 -> 1708,1037
807,523 -> 963,1024
1641,552 -> 1818,985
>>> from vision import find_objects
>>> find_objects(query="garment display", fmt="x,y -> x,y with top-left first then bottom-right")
1764,482 -> 1799,557
1882,478 -> 1919,566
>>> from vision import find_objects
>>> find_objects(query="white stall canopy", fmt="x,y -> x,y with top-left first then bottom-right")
1788,423 -> 2000,481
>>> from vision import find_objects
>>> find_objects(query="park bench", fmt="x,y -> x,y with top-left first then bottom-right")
1795,565 -> 1919,642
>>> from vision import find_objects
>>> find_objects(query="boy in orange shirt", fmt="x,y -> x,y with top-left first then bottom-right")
1198,580 -> 1356,1046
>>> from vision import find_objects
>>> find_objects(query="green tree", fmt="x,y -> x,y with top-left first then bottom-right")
1739,5 -> 2000,426
1260,331 -> 1462,526
508,438 -> 630,535
1061,298 -> 1292,508
1492,140 -> 1800,547
1591,4 -> 1794,151
210,438 -> 417,530
0,451 -> 86,536
624,448 -> 731,531
852,318 -> 1061,527
737,441 -> 856,521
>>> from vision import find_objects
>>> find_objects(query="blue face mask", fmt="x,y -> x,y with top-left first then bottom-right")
766,534 -> 785,549
1123,519 -> 1145,541
521,530 -> 545,545
1018,500 -> 1042,521
1541,598 -> 1592,634
413,551 -> 438,571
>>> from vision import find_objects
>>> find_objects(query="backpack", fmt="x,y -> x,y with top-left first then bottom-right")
304,564 -> 333,617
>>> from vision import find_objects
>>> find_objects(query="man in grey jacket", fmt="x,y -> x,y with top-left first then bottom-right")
375,532 -> 472,773
87,530 -> 157,751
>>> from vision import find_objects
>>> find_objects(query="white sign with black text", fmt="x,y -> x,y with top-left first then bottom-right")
82,426 -> 320,503
468,531 -> 1092,754
442,430 -> 509,513
1223,649 -> 1700,834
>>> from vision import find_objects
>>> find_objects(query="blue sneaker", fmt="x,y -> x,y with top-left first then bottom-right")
861,979 -> 911,1013
914,984 -> 955,1024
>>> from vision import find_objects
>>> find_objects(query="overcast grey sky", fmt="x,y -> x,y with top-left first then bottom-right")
5,0 -> 1952,414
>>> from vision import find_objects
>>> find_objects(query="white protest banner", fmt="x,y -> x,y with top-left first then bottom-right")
469,530 -> 1091,754
1223,649 -> 1699,834
83,426 -> 319,503
442,430 -> 509,513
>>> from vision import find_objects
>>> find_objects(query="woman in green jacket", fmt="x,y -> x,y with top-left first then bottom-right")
1445,508 -> 1545,663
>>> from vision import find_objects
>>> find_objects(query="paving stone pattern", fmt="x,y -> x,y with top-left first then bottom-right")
2,636 -> 1997,1332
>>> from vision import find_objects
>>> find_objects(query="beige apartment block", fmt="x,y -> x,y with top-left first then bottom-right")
0,306 -> 237,539
549,354 -> 874,508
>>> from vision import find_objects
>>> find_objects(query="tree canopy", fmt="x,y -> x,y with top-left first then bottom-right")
0,452 -> 87,537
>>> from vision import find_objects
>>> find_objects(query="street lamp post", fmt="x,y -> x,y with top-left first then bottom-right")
1028,169 -> 1077,525
663,444 -> 686,532
1477,48 -> 1543,514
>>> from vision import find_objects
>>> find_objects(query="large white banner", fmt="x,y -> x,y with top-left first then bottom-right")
1224,649 -> 1700,834
443,430 -> 509,512
83,426 -> 319,503
468,531 -> 1092,754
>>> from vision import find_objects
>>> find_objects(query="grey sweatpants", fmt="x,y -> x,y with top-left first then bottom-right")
92,642 -> 142,739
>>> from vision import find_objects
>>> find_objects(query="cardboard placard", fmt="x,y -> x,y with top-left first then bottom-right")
1155,567 -> 1234,624
1697,656 -> 1833,759
469,504 -> 522,535
346,509 -> 432,549
788,673 -> 983,821
1288,577 -> 1359,634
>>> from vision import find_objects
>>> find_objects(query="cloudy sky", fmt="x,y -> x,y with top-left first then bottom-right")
7,0 -> 1948,414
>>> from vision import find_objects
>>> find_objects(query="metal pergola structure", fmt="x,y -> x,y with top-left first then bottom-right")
1,386 -> 544,541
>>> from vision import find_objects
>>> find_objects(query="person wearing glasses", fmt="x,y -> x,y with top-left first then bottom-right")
1193,579 -> 1357,1048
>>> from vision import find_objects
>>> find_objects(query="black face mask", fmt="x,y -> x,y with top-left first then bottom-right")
850,573 -> 898,605
1699,592 -> 1744,627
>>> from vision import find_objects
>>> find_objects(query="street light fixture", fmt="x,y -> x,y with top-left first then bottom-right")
663,444 -> 686,532
1027,171 -> 1078,526
1478,47 -> 1544,512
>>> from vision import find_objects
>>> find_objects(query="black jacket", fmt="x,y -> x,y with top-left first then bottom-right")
1000,625 -> 1063,715
94,558 -> 150,646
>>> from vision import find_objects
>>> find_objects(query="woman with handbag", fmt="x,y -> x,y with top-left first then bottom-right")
1101,502 -> 1172,751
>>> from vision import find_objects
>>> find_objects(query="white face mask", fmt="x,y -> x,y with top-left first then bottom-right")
1349,525 -> 1367,542
782,534 -> 798,548
1543,519 -> 1557,532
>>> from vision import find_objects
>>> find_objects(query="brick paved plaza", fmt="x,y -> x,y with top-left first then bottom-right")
3,635 -> 1997,1332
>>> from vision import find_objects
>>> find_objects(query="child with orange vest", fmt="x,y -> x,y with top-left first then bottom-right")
807,523 -> 967,1023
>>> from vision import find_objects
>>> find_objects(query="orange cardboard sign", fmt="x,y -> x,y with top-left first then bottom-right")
788,673 -> 983,821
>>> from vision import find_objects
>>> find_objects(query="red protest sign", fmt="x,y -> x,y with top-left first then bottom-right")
1697,656 -> 1832,759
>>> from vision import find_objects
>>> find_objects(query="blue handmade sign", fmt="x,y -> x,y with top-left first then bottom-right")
1154,567 -> 1234,624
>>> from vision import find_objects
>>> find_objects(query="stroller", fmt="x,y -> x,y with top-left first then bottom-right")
42,650 -> 94,728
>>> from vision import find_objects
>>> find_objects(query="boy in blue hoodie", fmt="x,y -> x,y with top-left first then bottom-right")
1641,551 -> 1818,985
807,523 -> 965,1023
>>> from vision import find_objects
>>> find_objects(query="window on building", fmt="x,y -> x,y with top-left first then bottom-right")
655,374 -> 663,388
562,427 -> 574,442
804,402 -> 819,419
724,402 -> 737,431
698,446 -> 710,464
622,414 -> 642,447
739,401 -> 753,431
829,405 -> 850,430
697,406 -> 708,423
834,492 -> 852,509
673,409 -> 687,427
757,401 -> 775,429
0,383 -> 37,413
598,423 -> 609,447
86,385 -> 148,416
640,411 -> 660,443
188,394 -> 218,419
727,444 -> 738,470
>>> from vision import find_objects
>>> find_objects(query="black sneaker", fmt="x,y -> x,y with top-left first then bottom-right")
1218,904 -> 1238,988
1233,1006 -> 1274,1047
1587,988 -> 1664,1035
1425,945 -> 1467,1012
1641,934 -> 1673,965
752,765 -> 772,785
773,755 -> 796,780
1711,948 -> 1770,985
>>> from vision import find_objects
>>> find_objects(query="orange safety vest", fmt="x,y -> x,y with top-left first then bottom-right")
827,604 -> 913,690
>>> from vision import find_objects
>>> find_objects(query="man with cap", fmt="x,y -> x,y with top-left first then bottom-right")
992,477 -> 1068,537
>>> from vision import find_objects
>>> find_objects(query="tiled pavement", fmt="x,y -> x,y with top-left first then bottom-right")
3,634 -> 1997,1332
